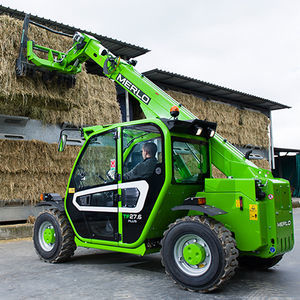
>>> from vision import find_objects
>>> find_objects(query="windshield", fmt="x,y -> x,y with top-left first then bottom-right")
72,130 -> 116,190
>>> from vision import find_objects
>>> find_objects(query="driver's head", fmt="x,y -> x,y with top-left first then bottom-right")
142,142 -> 157,159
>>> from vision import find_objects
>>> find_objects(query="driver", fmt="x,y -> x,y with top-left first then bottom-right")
108,142 -> 158,181
124,142 -> 158,181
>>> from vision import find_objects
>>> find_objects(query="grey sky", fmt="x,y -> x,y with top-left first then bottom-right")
1,0 -> 299,148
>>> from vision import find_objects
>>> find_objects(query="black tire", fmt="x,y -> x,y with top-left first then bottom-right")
33,209 -> 76,263
161,216 -> 238,292
238,255 -> 283,270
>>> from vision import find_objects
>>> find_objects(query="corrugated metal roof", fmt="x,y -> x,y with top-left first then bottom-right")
0,5 -> 149,59
143,69 -> 290,112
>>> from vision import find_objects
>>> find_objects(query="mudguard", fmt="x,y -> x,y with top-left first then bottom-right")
36,193 -> 64,212
171,204 -> 227,217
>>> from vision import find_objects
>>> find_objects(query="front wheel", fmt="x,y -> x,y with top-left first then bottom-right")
161,216 -> 238,292
33,209 -> 76,263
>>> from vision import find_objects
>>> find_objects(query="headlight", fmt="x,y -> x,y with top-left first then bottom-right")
196,127 -> 203,136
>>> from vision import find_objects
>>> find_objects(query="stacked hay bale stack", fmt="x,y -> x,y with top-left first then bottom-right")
166,90 -> 271,178
0,15 -> 121,207
0,140 -> 80,206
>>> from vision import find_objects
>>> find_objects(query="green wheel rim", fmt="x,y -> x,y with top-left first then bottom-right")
183,243 -> 206,265
174,234 -> 212,276
43,228 -> 56,245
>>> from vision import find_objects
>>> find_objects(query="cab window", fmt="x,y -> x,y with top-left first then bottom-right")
172,139 -> 208,184
122,124 -> 163,182
72,130 -> 117,190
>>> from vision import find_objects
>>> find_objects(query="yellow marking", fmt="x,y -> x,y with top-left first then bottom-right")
249,204 -> 258,220
69,188 -> 75,194
236,199 -> 240,208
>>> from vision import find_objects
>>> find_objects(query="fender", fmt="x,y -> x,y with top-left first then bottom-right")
171,204 -> 227,217
36,193 -> 64,212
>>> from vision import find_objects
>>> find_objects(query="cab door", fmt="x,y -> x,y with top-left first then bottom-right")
66,129 -> 120,242
119,123 -> 165,244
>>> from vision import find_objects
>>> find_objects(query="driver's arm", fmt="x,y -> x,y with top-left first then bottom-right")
123,158 -> 157,181
123,163 -> 140,181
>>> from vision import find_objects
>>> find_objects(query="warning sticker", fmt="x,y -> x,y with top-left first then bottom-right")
236,199 -> 240,208
249,204 -> 258,220
69,188 -> 75,194
110,159 -> 116,170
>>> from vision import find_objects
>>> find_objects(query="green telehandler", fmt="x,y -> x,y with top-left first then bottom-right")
17,15 -> 294,292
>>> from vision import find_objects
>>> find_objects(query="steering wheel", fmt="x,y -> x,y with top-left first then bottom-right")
98,174 -> 106,183
74,166 -> 87,189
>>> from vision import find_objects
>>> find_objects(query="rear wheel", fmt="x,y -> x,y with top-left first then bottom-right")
33,209 -> 76,263
238,255 -> 283,270
161,216 -> 238,292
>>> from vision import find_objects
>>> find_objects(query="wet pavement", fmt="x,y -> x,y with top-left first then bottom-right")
0,209 -> 299,299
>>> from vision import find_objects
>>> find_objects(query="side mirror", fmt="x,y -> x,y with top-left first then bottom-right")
58,134 -> 67,152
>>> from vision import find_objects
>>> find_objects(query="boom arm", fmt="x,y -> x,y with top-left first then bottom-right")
26,32 -> 273,180
28,32 -> 195,120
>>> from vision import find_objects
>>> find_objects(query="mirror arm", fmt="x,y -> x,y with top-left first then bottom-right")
58,127 -> 83,152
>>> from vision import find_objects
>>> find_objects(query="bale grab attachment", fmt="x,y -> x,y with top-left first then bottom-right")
15,14 -> 79,87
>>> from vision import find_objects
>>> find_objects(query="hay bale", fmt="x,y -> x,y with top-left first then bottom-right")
0,139 -> 78,174
0,139 -> 123,206
239,109 -> 270,128
0,172 -> 69,206
238,127 -> 269,148
205,100 -> 240,126
238,109 -> 270,148
167,90 -> 206,120
212,165 -> 227,178
215,125 -> 240,145
166,89 -> 270,148
0,140 -> 80,206
167,91 -> 240,145
212,159 -> 271,178
0,15 -> 121,126
252,159 -> 271,170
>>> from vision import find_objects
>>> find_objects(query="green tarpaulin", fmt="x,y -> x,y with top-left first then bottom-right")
274,154 -> 300,197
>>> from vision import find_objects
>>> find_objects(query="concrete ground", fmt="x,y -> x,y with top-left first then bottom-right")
0,198 -> 299,240
0,209 -> 299,299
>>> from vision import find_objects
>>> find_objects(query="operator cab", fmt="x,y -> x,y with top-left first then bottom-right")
64,118 -> 215,246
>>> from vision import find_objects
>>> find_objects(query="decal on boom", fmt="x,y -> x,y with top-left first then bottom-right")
116,73 -> 151,104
